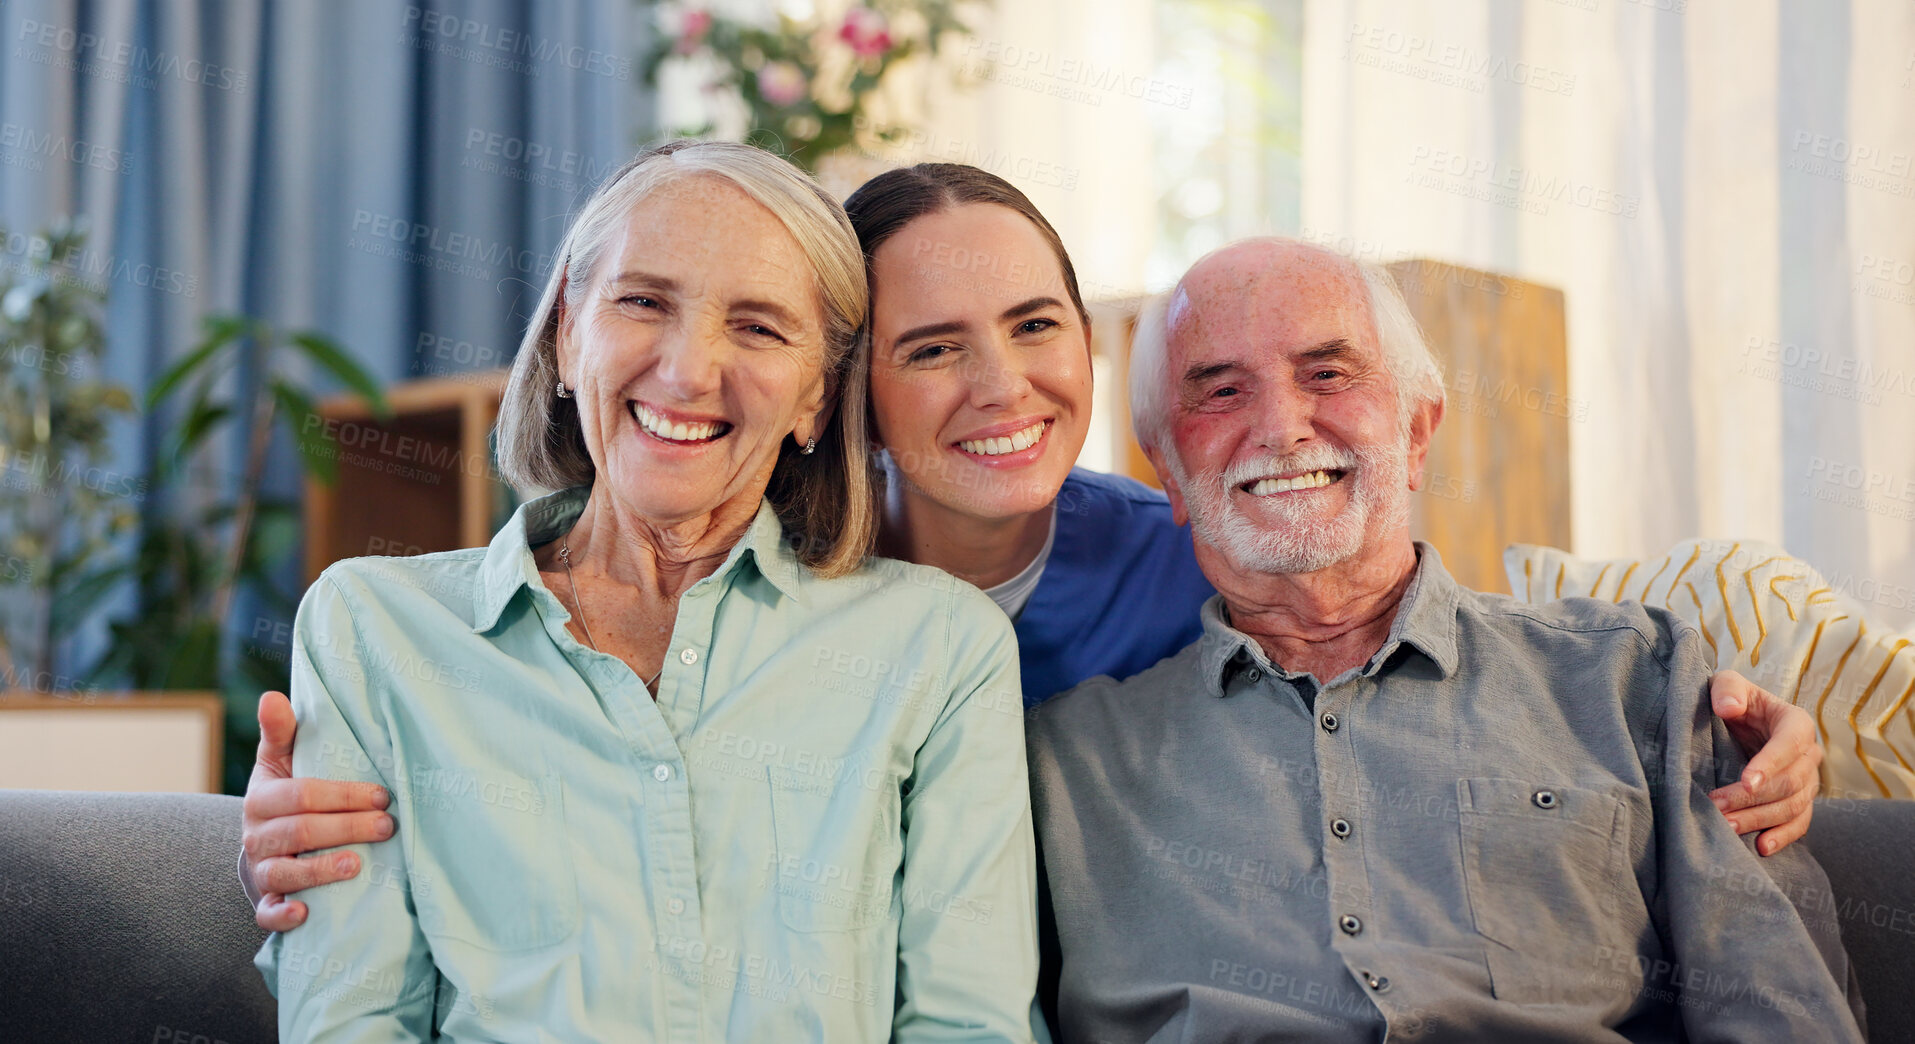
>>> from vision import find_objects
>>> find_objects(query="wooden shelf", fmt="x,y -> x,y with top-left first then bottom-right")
303,370 -> 514,583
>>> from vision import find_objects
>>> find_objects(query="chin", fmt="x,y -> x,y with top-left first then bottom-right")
958,460 -> 1070,519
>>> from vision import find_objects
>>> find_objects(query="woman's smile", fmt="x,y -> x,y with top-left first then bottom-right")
951,416 -> 1053,468
629,399 -> 734,447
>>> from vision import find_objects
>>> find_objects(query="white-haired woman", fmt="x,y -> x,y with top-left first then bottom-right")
252,141 -> 1036,1041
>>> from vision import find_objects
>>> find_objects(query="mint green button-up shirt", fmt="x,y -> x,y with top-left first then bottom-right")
255,487 -> 1038,1042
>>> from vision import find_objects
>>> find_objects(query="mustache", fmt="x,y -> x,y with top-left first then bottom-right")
1219,445 -> 1362,489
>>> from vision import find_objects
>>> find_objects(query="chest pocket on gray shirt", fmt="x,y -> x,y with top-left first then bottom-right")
407,770 -> 580,951
1457,777 -> 1645,1005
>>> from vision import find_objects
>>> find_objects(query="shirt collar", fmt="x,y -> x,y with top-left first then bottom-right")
1197,541 -> 1462,697
470,486 -> 805,633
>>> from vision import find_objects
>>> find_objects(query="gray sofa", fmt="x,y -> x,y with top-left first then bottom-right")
0,791 -> 1909,1042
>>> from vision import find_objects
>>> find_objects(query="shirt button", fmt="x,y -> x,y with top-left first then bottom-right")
1339,914 -> 1362,935
667,897 -> 685,915
1366,973 -> 1390,992
1245,668 -> 1262,683
653,764 -> 673,782
1533,788 -> 1558,809
679,648 -> 699,665
1320,712 -> 1340,733
1331,817 -> 1352,839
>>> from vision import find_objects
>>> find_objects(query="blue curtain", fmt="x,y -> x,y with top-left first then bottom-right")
0,0 -> 651,771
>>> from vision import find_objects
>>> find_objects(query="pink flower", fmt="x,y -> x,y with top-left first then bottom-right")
674,10 -> 712,54
838,7 -> 892,59
757,60 -> 809,107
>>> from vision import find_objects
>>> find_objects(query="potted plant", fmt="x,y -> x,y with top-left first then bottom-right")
0,218 -> 137,698
86,315 -> 388,789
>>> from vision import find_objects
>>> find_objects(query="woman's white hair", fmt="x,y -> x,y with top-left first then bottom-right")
495,139 -> 876,576
1128,242 -> 1445,453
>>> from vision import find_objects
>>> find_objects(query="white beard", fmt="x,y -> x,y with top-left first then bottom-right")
1172,433 -> 1412,575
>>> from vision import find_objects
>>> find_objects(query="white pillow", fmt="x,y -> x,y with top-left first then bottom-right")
1504,539 -> 1915,800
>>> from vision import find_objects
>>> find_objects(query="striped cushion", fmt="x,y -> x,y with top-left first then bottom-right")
1504,540 -> 1915,800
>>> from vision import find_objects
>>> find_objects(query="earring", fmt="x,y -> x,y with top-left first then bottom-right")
555,380 -> 573,399
800,437 -> 817,456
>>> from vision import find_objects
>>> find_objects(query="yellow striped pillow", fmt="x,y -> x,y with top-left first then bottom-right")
1503,540 -> 1915,800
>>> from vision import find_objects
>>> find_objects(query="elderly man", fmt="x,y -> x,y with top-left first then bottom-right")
1026,239 -> 1863,1042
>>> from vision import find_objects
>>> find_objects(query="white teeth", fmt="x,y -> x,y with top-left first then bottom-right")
1247,470 -> 1335,496
631,403 -> 725,443
959,421 -> 1047,456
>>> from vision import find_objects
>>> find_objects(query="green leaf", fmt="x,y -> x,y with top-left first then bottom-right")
146,316 -> 244,409
169,401 -> 232,462
271,378 -> 337,484
289,333 -> 389,419
161,618 -> 223,690
49,562 -> 130,632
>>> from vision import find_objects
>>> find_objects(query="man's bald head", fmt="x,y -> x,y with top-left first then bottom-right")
1129,237 -> 1443,455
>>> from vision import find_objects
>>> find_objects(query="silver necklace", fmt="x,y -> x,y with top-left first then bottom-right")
558,542 -> 663,691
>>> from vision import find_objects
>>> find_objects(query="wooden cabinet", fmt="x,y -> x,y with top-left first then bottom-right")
1388,259 -> 1571,594
303,370 -> 515,582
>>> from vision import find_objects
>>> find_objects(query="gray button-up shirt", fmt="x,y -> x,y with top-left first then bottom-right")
1027,544 -> 1862,1043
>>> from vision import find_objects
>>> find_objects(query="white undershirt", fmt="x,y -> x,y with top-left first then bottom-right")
981,506 -> 1057,621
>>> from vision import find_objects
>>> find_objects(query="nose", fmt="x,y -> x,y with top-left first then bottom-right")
652,319 -> 725,402
1252,378 -> 1317,451
964,338 -> 1034,410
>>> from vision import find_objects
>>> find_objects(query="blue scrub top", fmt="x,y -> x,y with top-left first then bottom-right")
1014,468 -> 1217,707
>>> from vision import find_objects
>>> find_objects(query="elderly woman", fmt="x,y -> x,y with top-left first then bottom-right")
252,141 -> 1037,1041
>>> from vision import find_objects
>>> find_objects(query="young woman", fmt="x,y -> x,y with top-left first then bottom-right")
241,162 -> 1823,942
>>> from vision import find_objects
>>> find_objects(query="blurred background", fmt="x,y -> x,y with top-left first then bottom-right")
1,0 -> 1911,793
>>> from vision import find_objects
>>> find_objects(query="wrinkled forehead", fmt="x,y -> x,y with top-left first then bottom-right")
1167,248 -> 1375,365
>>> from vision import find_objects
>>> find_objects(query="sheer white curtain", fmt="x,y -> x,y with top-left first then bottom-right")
1302,0 -> 1915,628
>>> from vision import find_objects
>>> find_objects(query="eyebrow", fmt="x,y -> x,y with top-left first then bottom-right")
892,296 -> 1070,351
1183,361 -> 1246,384
605,270 -> 680,292
892,319 -> 967,347
1001,295 -> 1066,321
1299,338 -> 1356,360
1181,339 -> 1359,385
